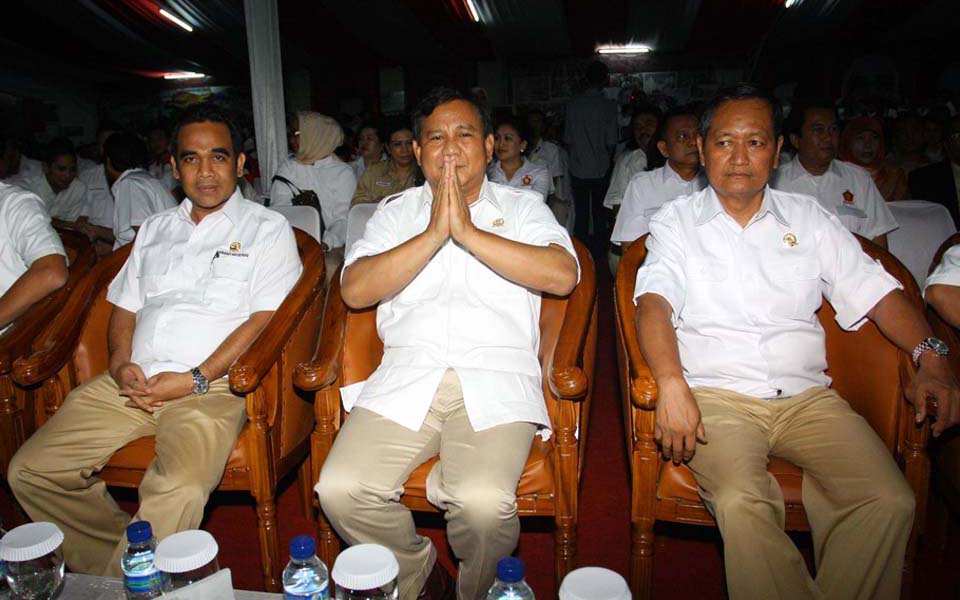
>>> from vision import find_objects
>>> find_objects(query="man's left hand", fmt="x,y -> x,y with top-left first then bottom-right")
908,356 -> 960,437
447,159 -> 477,245
125,371 -> 194,410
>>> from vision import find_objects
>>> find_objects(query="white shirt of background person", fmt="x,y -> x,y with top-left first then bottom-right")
107,188 -> 302,379
611,164 -> 707,245
603,148 -> 647,209
21,172 -> 88,224
486,159 -> 553,201
149,161 -> 178,192
79,164 -> 115,229
269,155 -> 357,249
634,185 -> 901,398
0,183 -> 67,333
926,245 -> 960,296
111,168 -> 178,249
771,157 -> 898,240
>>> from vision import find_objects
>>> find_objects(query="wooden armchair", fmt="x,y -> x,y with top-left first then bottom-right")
614,235 -> 931,600
11,229 -> 326,592
295,238 -> 598,588
0,230 -> 97,478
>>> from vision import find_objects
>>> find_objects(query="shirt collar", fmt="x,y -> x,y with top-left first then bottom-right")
695,186 -> 790,227
786,157 -> 841,181
178,185 -> 244,224
421,176 -> 502,212
111,168 -> 144,193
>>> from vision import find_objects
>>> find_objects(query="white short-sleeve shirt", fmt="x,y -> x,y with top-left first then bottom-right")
603,148 -> 648,208
79,164 -> 115,229
270,155 -> 357,249
611,164 -> 707,244
111,169 -> 177,249
341,178 -> 579,438
21,173 -> 88,223
486,158 -> 553,201
528,140 -> 563,180
148,161 -> 178,192
771,158 -> 899,239
1,156 -> 43,184
106,190 -> 302,379
633,186 -> 901,398
926,245 -> 960,295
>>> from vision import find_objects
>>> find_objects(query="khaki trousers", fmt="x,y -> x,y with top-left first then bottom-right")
688,386 -> 915,600
316,370 -> 536,600
8,372 -> 247,576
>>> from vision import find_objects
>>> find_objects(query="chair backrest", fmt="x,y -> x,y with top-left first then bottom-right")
615,234 -> 920,453
270,205 -> 322,244
345,203 -> 378,256
887,200 -> 957,285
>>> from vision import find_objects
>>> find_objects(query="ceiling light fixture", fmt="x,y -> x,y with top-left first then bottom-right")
463,0 -> 481,23
160,8 -> 194,32
784,0 -> 802,7
597,44 -> 652,55
163,72 -> 206,80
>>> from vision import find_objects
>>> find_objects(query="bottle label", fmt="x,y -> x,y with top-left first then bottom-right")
122,553 -> 168,593
283,583 -> 329,600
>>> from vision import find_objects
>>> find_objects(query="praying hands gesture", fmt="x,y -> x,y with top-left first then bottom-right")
425,155 -> 477,249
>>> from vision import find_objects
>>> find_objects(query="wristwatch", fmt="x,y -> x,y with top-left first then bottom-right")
911,337 -> 949,367
191,367 -> 210,395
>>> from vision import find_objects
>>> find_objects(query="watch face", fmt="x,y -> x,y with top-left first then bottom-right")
929,337 -> 950,354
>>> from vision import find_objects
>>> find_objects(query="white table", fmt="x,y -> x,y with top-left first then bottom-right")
61,573 -> 281,599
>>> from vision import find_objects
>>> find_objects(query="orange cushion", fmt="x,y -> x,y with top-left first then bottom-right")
658,456 -> 804,506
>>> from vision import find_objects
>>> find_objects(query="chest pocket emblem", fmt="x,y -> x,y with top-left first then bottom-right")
492,218 -> 505,228
521,175 -> 532,185
230,241 -> 241,252
842,190 -> 854,205
783,233 -> 798,247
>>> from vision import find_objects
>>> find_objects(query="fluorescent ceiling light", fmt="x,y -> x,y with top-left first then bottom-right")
163,72 -> 205,80
160,8 -> 194,32
464,0 -> 481,23
597,44 -> 652,55
784,0 -> 802,7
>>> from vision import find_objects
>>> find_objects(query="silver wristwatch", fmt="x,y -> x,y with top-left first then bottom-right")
911,337 -> 949,367
191,367 -> 210,395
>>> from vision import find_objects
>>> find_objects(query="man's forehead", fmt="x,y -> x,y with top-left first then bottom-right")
711,101 -> 774,133
177,122 -> 234,151
424,100 -> 482,129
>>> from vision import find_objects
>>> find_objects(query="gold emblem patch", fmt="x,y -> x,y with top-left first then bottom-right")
492,218 -> 504,227
229,242 -> 241,252
783,233 -> 798,247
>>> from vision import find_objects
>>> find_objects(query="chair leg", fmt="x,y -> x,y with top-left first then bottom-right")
297,457 -> 314,521
554,516 -> 576,589
631,520 -> 655,600
254,493 -> 282,592
316,506 -> 341,570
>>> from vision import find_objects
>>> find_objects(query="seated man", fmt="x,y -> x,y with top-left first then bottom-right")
926,244 -> 960,331
104,132 -> 177,249
78,122 -> 122,253
634,84 -> 960,600
909,115 -> 960,229
611,107 -> 706,252
0,182 -> 68,333
771,99 -> 897,248
21,137 -> 88,230
146,121 -> 177,192
0,134 -> 43,183
8,105 -> 302,577
317,87 -> 579,600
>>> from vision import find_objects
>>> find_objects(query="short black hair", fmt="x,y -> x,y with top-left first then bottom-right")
699,83 -> 783,139
633,102 -> 663,121
383,118 -> 413,143
357,120 -> 384,144
43,137 -> 76,164
494,115 -> 531,145
647,106 -> 700,169
147,120 -> 169,136
171,104 -> 244,160
103,132 -> 148,173
412,87 -> 493,141
586,61 -> 609,87
785,98 -> 838,138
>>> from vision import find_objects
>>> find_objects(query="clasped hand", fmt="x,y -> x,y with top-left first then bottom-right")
908,356 -> 960,437
112,362 -> 194,413
426,155 -> 476,248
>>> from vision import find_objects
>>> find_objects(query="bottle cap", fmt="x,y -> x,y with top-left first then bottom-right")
496,557 -> 525,584
126,521 -> 153,544
289,535 -> 317,560
0,522 -> 64,563
154,530 -> 218,573
332,544 -> 399,591
559,567 -> 631,600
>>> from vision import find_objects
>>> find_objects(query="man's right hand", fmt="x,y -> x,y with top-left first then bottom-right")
654,376 -> 707,464
425,157 -> 453,247
111,362 -> 152,412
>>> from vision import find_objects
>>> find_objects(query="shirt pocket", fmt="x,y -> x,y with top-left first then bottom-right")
765,258 -> 821,319
204,257 -> 253,309
138,251 -> 174,297
683,258 -> 731,317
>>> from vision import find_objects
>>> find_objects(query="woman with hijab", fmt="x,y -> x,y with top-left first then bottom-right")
271,111 -> 357,271
351,120 -> 421,206
486,116 -> 552,201
839,116 -> 908,202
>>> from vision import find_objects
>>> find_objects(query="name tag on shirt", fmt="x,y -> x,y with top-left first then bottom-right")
375,180 -> 391,188
836,204 -> 868,219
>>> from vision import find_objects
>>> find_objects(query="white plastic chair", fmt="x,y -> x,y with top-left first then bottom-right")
345,203 -> 378,256
887,200 -> 958,285
270,205 -> 322,244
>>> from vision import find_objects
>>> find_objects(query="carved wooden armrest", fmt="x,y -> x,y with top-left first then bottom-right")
294,266 -> 347,393
229,235 -> 324,395
548,241 -> 597,401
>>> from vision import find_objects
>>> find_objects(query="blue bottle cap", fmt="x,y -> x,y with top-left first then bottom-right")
126,521 -> 152,544
496,557 -> 525,583
290,535 -> 317,560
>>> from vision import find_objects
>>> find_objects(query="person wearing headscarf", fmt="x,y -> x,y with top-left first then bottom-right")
840,116 -> 909,202
271,111 -> 357,269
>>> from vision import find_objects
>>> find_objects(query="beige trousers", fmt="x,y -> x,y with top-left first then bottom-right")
688,386 -> 915,600
316,369 -> 536,600
8,372 -> 247,576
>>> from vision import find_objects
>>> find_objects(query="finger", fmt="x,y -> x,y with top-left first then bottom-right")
916,392 -> 929,424
671,434 -> 685,465
682,432 -> 697,462
659,431 -> 672,460
696,421 -> 707,444
126,396 -> 153,413
119,387 -> 149,398
653,424 -> 663,443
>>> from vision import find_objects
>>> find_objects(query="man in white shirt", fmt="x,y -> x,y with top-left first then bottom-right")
772,100 -> 898,247
8,105 -> 303,577
634,85 -> 960,600
146,122 -> 177,192
0,134 -> 43,183
611,109 -> 707,250
317,88 -> 578,600
104,132 -> 177,249
563,61 -> 619,245
527,109 -> 573,230
926,244 -> 960,331
0,182 -> 68,333
20,137 -> 88,228
78,122 -> 122,252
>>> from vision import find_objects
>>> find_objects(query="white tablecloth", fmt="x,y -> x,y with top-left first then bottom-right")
887,200 -> 957,285
60,573 -> 281,599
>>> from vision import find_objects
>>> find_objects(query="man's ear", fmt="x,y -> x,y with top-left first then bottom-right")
236,152 -> 246,178
657,140 -> 669,159
484,133 -> 495,163
696,135 -> 706,167
789,134 -> 800,151
169,154 -> 180,180
413,139 -> 422,166
774,135 -> 784,170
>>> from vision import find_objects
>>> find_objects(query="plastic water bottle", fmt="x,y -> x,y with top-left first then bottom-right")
0,522 -> 65,600
282,535 -> 329,599
0,520 -> 10,600
120,521 -> 166,599
486,557 -> 535,600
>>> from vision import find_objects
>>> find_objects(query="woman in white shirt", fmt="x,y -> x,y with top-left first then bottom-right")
486,117 -> 552,201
